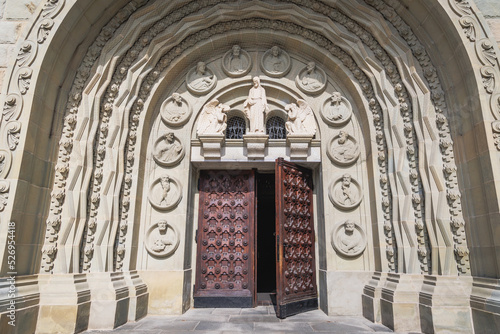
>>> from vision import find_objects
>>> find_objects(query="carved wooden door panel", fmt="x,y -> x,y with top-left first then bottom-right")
275,158 -> 318,318
194,170 -> 256,308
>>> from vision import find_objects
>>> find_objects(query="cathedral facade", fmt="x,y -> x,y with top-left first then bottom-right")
0,0 -> 500,333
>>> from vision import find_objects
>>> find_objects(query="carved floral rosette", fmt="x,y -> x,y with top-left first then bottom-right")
329,174 -> 363,210
144,220 -> 180,257
160,94 -> 192,126
295,63 -> 327,95
152,133 -> 185,167
327,132 -> 360,166
186,63 -> 217,95
260,46 -> 291,78
148,175 -> 183,211
320,94 -> 353,127
222,45 -> 252,77
331,220 -> 367,257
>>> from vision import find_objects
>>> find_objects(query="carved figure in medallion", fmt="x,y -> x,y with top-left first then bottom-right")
321,92 -> 352,126
328,131 -> 359,165
197,99 -> 230,136
243,76 -> 269,133
160,93 -> 191,126
331,220 -> 367,257
285,99 -> 317,136
223,45 -> 251,77
296,61 -> 326,94
145,220 -> 179,257
261,46 -> 291,77
330,174 -> 362,210
153,133 -> 184,166
149,175 -> 183,211
186,61 -> 217,95
159,176 -> 171,206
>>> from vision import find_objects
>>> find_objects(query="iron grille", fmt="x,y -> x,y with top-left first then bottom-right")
266,116 -> 286,139
226,116 -> 246,139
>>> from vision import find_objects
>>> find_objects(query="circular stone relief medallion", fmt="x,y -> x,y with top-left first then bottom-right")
160,93 -> 192,126
329,174 -> 363,210
152,133 -> 184,167
186,62 -> 217,95
260,46 -> 291,78
321,92 -> 353,126
145,220 -> 180,257
148,175 -> 183,211
331,220 -> 367,257
222,45 -> 252,77
327,131 -> 360,166
295,62 -> 326,95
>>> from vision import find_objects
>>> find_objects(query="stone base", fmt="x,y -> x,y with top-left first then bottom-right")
287,134 -> 313,160
123,271 -> 148,322
139,270 -> 185,315
198,134 -> 225,159
243,133 -> 268,159
470,277 -> 500,334
362,272 -> 388,323
324,271 -> 373,316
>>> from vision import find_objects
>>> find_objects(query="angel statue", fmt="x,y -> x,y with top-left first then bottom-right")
285,99 -> 317,136
197,99 -> 230,136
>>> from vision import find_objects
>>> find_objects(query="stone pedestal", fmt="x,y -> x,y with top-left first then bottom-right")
87,272 -> 129,330
380,273 -> 423,332
419,275 -> 473,333
287,134 -> 313,159
198,134 -> 225,159
362,272 -> 388,323
123,271 -> 148,322
470,277 -> 500,334
36,274 -> 91,334
243,133 -> 268,159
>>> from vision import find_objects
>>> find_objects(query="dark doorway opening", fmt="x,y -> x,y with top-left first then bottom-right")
256,173 -> 276,305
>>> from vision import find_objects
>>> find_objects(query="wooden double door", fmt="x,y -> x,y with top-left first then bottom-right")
194,159 -> 318,318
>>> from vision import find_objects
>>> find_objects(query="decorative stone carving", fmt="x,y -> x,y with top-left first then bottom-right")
148,175 -> 182,211
6,121 -> 21,151
329,174 -> 363,210
160,93 -> 191,126
243,133 -> 269,159
2,94 -> 22,122
492,120 -> 500,150
17,67 -> 32,95
295,61 -> 326,94
331,220 -> 367,257
145,220 -> 180,257
244,76 -> 269,134
260,45 -> 291,77
153,132 -> 184,167
197,99 -> 229,136
199,134 -> 225,159
16,41 -> 37,67
0,149 -> 12,179
186,61 -> 217,95
327,131 -> 360,166
321,92 -> 353,126
222,45 -> 252,77
0,180 -> 9,212
42,0 -> 65,19
285,99 -> 317,136
37,19 -> 54,44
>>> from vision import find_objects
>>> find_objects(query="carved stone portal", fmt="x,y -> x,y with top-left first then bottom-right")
260,46 -> 291,78
148,175 -> 182,211
321,92 -> 352,126
222,45 -> 252,77
145,220 -> 179,257
186,61 -> 217,95
329,174 -> 363,210
295,61 -> 326,94
327,131 -> 360,166
160,93 -> 191,126
153,132 -> 184,167
331,220 -> 367,257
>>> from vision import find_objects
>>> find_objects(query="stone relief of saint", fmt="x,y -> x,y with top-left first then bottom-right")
159,176 -> 172,206
187,61 -> 217,94
296,61 -> 326,94
330,131 -> 359,165
163,93 -> 185,122
284,99 -> 317,136
150,220 -> 176,253
338,220 -> 363,254
243,76 -> 269,133
197,99 -> 230,136
154,133 -> 183,165
326,92 -> 350,121
334,174 -> 359,207
261,46 -> 291,77
223,45 -> 251,76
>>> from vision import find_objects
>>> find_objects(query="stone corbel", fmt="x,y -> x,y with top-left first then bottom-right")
198,134 -> 225,159
243,133 -> 268,159
287,134 -> 313,159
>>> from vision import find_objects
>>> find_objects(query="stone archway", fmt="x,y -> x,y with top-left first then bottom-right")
1,0 -> 500,333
